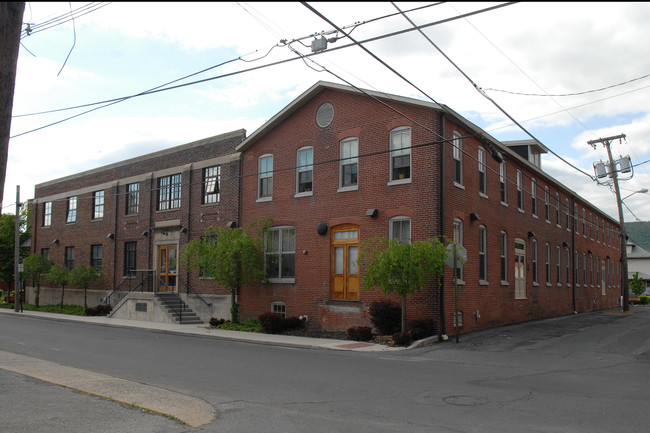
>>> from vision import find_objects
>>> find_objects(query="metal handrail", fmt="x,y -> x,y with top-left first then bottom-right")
104,270 -> 154,307
185,283 -> 213,307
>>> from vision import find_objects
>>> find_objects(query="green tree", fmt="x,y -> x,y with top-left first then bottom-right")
21,253 -> 51,307
0,211 -> 30,292
359,237 -> 448,333
69,264 -> 102,311
46,265 -> 70,308
630,271 -> 646,297
179,218 -> 270,322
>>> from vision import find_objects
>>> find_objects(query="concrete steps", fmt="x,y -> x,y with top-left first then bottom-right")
155,292 -> 203,325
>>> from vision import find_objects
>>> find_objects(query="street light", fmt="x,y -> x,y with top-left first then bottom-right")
622,188 -> 648,202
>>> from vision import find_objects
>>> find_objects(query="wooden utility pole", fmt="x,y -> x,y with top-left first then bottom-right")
0,2 -> 26,216
588,134 -> 629,311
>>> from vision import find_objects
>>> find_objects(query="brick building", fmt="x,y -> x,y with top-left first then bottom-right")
29,81 -> 622,335
29,129 -> 245,321
236,81 -> 622,335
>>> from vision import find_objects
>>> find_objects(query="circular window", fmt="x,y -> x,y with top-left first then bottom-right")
316,103 -> 334,128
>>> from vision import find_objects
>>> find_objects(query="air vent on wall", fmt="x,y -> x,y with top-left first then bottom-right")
316,103 -> 334,128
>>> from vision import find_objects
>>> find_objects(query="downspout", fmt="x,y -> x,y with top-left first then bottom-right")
439,112 -> 447,338
571,194 -> 577,313
113,181 -> 119,292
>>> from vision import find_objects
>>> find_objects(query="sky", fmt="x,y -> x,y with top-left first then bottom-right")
8,2 -> 650,230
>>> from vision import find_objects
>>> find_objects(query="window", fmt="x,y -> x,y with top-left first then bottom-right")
124,241 -> 137,277
596,216 -> 600,242
500,231 -> 508,282
479,225 -> 487,281
271,301 -> 286,318
453,133 -> 463,185
43,202 -> 52,227
556,246 -> 561,285
566,248 -> 571,286
514,239 -> 526,299
555,193 -> 561,226
390,127 -> 411,182
453,219 -> 463,281
65,246 -> 75,270
265,226 -> 295,281
92,190 -> 104,219
574,204 -> 578,234
453,311 -> 463,327
499,161 -> 507,203
66,196 -> 77,223
575,251 -> 579,286
340,138 -> 358,189
544,187 -> 550,222
516,170 -> 523,210
590,213 -> 593,239
531,179 -> 537,217
203,166 -> 220,204
545,243 -> 551,284
41,248 -> 50,261
478,147 -> 487,195
258,154 -> 274,199
582,208 -> 586,237
532,239 -> 538,284
583,253 -> 587,286
296,147 -> 313,194
91,244 -> 102,269
158,174 -> 181,210
126,183 -> 139,215
565,198 -> 570,230
390,217 -> 411,244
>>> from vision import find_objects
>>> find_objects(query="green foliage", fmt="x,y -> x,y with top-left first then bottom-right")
230,302 -> 240,323
392,331 -> 413,347
359,236 -> 447,332
408,319 -> 437,341
46,265 -> 70,308
22,253 -> 52,307
0,213 -> 29,285
216,318 -> 261,332
639,295 -> 649,305
69,264 -> 102,310
0,303 -> 85,315
179,218 -> 271,307
368,300 -> 401,335
85,303 -> 112,316
630,272 -> 646,296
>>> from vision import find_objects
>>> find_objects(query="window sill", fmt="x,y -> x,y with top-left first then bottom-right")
479,280 -> 489,286
455,279 -> 466,286
387,178 -> 411,186
546,283 -> 552,287
267,278 -> 296,284
256,197 -> 272,203
91,218 -> 104,222
501,280 -> 509,286
337,185 -> 358,193
294,191 -> 313,198
479,192 -> 488,200
453,182 -> 465,190
501,201 -> 508,207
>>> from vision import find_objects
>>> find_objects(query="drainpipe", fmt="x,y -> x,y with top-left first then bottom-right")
439,112 -> 447,338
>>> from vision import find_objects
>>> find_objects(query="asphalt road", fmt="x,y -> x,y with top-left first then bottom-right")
0,306 -> 649,433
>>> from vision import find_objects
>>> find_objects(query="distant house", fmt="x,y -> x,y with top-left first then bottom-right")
627,240 -> 650,296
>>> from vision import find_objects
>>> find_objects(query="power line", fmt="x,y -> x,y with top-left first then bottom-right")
21,2 -> 111,39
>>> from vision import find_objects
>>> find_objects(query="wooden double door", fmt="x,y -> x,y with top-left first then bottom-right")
158,245 -> 177,292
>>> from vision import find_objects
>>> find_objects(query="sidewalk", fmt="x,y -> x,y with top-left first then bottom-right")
0,308 -> 418,352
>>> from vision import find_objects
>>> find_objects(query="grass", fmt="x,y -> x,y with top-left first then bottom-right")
0,302 -> 86,315
215,318 -> 261,332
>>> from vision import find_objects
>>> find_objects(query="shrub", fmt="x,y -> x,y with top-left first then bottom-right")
218,318 -> 261,332
408,319 -> 437,341
347,326 -> 373,341
85,304 -> 112,316
369,300 -> 401,335
392,331 -> 413,347
259,312 -> 305,334
640,295 -> 649,305
230,302 -> 240,323
209,317 -> 226,327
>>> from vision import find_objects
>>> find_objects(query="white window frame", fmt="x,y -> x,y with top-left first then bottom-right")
296,147 -> 314,197
43,201 -> 52,227
258,154 -> 273,201
531,179 -> 537,217
516,170 -> 523,211
478,147 -> 487,196
66,196 -> 77,223
453,218 -> 464,282
389,216 -> 411,244
479,225 -> 487,282
265,226 -> 296,283
500,161 -> 507,205
93,190 -> 104,220
500,231 -> 508,283
389,127 -> 411,184
339,137 -> 358,191
453,133 -> 463,186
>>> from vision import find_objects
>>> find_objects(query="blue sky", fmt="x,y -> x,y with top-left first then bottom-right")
8,2 -> 650,227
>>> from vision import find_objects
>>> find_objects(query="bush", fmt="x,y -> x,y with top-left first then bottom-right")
408,319 -> 437,341
258,312 -> 305,334
209,317 -> 226,327
347,326 -> 373,341
392,331 -> 413,347
640,295 -> 649,305
218,318 -> 261,332
369,300 -> 401,335
85,304 -> 112,316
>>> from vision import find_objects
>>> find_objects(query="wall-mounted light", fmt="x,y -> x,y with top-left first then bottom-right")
142,230 -> 149,237
226,221 -> 237,228
180,227 -> 188,234
528,231 -> 535,238
563,241 -> 569,248
470,213 -> 480,222
106,233 -> 114,240
366,208 -> 378,218
317,222 -> 328,235
51,238 -> 59,245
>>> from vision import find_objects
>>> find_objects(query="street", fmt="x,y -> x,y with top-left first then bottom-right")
0,306 -> 649,432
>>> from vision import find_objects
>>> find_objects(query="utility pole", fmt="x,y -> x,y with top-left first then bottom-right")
588,134 -> 629,312
14,185 -> 20,312
0,2 -> 26,216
